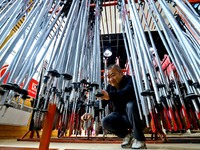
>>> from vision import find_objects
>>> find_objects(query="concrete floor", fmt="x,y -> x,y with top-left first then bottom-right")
0,139 -> 200,150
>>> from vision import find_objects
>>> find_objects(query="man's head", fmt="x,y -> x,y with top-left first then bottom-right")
107,64 -> 123,88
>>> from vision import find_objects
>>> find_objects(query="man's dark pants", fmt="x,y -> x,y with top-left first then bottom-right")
102,101 -> 146,141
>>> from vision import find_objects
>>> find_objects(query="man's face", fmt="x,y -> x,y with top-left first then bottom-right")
107,68 -> 123,88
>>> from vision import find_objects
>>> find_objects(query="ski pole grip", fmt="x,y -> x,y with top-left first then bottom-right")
95,92 -> 104,97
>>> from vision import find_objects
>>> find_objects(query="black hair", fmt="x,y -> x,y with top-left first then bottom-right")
107,64 -> 122,73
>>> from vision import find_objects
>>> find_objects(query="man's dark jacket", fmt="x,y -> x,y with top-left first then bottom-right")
102,75 -> 136,114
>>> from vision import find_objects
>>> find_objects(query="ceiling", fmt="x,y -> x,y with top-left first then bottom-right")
100,31 -> 167,70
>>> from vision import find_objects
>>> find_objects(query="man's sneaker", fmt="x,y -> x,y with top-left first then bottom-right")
131,139 -> 147,149
121,133 -> 133,148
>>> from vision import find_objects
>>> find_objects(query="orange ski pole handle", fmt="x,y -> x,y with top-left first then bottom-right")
188,107 -> 198,130
162,107 -> 172,131
39,104 -> 56,150
195,111 -> 200,128
174,109 -> 183,130
150,111 -> 156,133
168,107 -> 178,131
68,112 -> 76,136
74,113 -> 80,135
180,106 -> 190,130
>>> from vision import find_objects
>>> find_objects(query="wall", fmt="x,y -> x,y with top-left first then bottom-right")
0,99 -> 58,139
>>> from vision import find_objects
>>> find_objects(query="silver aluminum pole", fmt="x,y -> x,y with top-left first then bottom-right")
120,0 -> 145,120
159,0 -> 200,82
0,0 -> 40,65
1,0 -> 54,83
15,4 -> 63,85
0,0 -> 33,45
147,0 -> 192,93
129,0 -> 161,104
0,0 -> 23,29
173,0 -> 200,33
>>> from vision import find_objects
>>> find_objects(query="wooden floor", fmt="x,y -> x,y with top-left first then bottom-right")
0,133 -> 200,150
0,139 -> 200,150
16,132 -> 200,143
0,148 -> 58,150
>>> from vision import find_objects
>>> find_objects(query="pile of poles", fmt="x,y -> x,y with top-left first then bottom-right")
0,0 -> 200,139
119,0 -> 200,135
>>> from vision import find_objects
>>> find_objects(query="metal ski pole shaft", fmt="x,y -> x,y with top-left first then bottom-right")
0,0 -> 22,19
12,1 -> 61,82
47,17 -> 71,71
77,4 -> 93,82
77,32 -> 88,81
58,74 -> 72,137
65,1 -> 83,75
0,1 -> 40,66
66,0 -> 93,135
146,0 -> 196,94
54,14 -> 78,71
173,0 -> 200,33
47,0 -> 79,71
158,0 -> 200,81
174,5 -> 200,45
46,31 -> 60,71
0,0 -> 15,12
122,30 -> 149,126
0,0 -> 34,48
144,0 -> 193,131
138,0 -> 169,90
138,0 -> 185,131
185,0 -> 200,16
129,0 -> 161,104
119,3 -> 148,123
170,65 -> 191,130
70,1 -> 88,81
0,0 -> 24,34
0,4 -> 16,28
15,5 -> 64,86
67,7 -> 85,100
169,36 -> 198,83
138,1 -> 176,129
6,0 -> 55,83
182,31 -> 200,52
119,1 -> 146,120
0,0 -> 50,82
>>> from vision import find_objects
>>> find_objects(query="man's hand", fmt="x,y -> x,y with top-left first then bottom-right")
81,113 -> 93,121
101,90 -> 110,100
